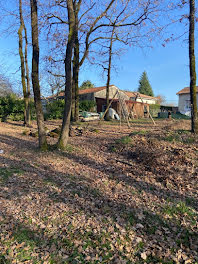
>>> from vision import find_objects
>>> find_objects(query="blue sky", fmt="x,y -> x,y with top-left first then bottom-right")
0,1 -> 197,106
80,38 -> 195,106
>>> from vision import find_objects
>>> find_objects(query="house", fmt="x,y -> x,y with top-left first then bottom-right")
44,84 -> 157,118
176,86 -> 198,114
78,85 -> 153,118
123,91 -> 158,105
79,85 -> 128,112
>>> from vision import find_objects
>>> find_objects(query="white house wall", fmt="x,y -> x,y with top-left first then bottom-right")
178,93 -> 198,113
135,98 -> 156,105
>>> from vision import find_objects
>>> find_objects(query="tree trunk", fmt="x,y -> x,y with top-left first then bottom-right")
189,0 -> 198,133
72,56 -> 79,122
24,23 -> 31,126
73,32 -> 79,122
105,28 -> 114,120
71,62 -> 75,121
57,0 -> 75,150
71,3 -> 80,122
30,0 -> 48,150
18,0 -> 30,126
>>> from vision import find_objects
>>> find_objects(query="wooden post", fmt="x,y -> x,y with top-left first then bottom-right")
137,92 -> 156,125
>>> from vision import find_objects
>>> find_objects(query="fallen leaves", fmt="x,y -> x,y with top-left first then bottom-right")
0,120 -> 197,263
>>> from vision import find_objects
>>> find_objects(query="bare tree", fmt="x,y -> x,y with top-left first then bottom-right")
57,0 -> 76,149
189,0 -> 198,133
73,0 -> 116,121
30,0 -> 48,150
45,0 -> 117,122
18,0 -> 31,126
0,74 -> 13,96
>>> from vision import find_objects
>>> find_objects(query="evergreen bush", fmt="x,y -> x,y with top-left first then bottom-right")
0,94 -> 35,121
79,100 -> 96,112
45,99 -> 64,119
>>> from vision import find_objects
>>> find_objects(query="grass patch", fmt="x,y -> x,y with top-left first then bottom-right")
162,131 -> 195,144
109,136 -> 132,152
64,144 -> 74,153
129,130 -> 148,136
183,137 -> 195,144
0,167 -> 23,183
14,227 -> 40,247
163,133 -> 180,143
130,118 -> 153,123
126,212 -> 137,226
163,201 -> 196,219
43,177 -> 58,187
115,136 -> 132,144
1,227 -> 42,262
145,256 -> 175,264
176,129 -> 190,134
0,254 -> 10,264
172,113 -> 190,120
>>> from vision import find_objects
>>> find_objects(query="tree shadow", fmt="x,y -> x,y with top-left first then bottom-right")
0,133 -> 198,262
1,154 -> 197,262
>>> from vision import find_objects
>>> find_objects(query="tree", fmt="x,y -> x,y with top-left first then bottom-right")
45,0 -> 117,122
79,80 -> 95,90
57,0 -> 76,150
85,0 -> 163,120
138,71 -> 154,96
0,74 -> 13,96
156,94 -> 166,105
18,0 -> 31,127
189,0 -> 198,133
30,0 -> 48,150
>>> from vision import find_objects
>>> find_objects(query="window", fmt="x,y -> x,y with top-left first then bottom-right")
185,100 -> 191,110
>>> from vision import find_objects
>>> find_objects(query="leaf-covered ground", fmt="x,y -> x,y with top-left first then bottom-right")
0,119 -> 197,263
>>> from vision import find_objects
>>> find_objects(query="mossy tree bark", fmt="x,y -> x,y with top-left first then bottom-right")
18,0 -> 31,126
57,0 -> 76,149
30,0 -> 48,150
105,27 -> 115,120
73,21 -> 80,122
24,22 -> 31,126
71,1 -> 80,122
189,0 -> 198,133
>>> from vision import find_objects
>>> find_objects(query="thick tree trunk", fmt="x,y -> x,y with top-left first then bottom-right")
72,57 -> 79,122
71,3 -> 80,122
71,63 -> 75,121
73,33 -> 79,122
30,0 -> 48,150
189,0 -> 198,133
57,0 -> 75,149
18,0 -> 31,126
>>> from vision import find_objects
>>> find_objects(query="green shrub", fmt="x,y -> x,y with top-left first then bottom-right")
149,104 -> 160,117
79,100 -> 96,112
0,94 -> 35,122
45,99 -> 64,119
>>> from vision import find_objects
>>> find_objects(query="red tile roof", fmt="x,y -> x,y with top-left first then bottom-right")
46,91 -> 64,99
79,85 -> 114,95
176,86 -> 198,95
46,86 -> 157,100
124,91 -> 157,100
46,85 -> 115,99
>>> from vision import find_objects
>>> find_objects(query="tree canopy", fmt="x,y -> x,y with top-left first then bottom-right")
138,71 -> 154,97
0,74 -> 13,97
79,80 -> 95,90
